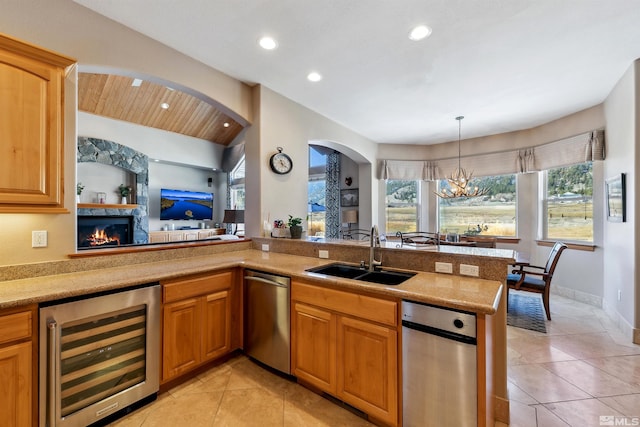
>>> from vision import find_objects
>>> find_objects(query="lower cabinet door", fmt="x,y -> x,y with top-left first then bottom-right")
201,290 -> 231,361
337,315 -> 398,425
292,303 -> 336,394
0,341 -> 31,427
162,298 -> 200,381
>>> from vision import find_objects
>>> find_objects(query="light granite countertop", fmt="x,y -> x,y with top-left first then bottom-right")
0,249 -> 502,315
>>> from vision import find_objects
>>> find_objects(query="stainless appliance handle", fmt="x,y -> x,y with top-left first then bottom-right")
48,320 -> 58,427
244,276 -> 288,288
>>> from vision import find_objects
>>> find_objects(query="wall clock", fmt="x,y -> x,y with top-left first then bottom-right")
269,147 -> 293,175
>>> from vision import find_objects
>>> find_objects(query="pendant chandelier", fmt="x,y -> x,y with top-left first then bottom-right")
435,116 -> 489,199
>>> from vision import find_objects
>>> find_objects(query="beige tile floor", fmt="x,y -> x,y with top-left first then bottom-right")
500,291 -> 640,427
111,291 -> 640,427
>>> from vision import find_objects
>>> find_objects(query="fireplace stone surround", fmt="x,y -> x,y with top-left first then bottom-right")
77,137 -> 149,245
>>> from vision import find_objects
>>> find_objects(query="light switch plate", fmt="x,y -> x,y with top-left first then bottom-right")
319,250 -> 329,259
261,244 -> 269,252
32,230 -> 48,248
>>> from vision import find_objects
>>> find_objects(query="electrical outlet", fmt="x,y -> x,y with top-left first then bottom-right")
435,262 -> 453,274
261,244 -> 269,252
32,230 -> 48,248
460,264 -> 479,277
319,250 -> 329,259
618,289 -> 622,301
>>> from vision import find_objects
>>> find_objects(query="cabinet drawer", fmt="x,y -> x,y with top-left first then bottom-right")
163,270 -> 233,302
0,311 -> 32,345
292,281 -> 397,327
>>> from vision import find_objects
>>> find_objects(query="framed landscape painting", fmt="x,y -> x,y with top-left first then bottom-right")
605,173 -> 626,222
340,188 -> 359,207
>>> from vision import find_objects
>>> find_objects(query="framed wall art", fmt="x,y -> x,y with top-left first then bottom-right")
340,188 -> 359,207
605,173 -> 626,222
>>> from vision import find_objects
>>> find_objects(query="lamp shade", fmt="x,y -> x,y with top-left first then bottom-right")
223,209 -> 245,224
343,209 -> 358,224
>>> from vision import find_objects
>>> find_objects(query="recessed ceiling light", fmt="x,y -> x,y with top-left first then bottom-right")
131,78 -> 143,87
223,122 -> 230,128
160,102 -> 170,109
409,25 -> 432,41
259,36 -> 278,50
307,72 -> 322,82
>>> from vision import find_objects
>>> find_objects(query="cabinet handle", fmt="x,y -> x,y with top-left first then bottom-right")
48,320 -> 58,427
244,276 -> 289,288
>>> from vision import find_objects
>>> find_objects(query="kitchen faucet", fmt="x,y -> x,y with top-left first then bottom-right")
369,225 -> 382,271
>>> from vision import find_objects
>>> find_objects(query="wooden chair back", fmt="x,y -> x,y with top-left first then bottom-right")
544,241 -> 568,279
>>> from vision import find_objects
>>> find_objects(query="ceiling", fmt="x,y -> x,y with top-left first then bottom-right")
74,0 -> 640,145
78,73 -> 244,145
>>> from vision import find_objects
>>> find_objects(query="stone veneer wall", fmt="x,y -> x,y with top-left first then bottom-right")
77,137 -> 149,244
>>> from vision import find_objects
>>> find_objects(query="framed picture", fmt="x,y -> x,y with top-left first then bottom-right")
340,188 -> 359,207
605,173 -> 626,222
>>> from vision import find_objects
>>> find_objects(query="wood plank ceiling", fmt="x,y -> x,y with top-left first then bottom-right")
78,73 -> 244,145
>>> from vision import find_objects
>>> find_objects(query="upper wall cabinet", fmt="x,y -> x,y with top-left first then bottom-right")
0,33 -> 75,213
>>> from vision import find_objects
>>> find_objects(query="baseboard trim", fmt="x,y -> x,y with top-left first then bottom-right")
553,287 -> 638,345
494,395 -> 510,425
552,285 -> 602,308
602,298 -> 638,344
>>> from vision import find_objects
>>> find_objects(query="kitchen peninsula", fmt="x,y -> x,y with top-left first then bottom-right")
0,238 -> 513,426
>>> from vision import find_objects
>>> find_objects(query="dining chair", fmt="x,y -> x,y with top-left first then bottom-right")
395,231 -> 440,247
340,228 -> 370,240
507,242 -> 567,320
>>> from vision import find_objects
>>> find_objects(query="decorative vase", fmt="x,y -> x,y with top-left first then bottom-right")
121,196 -> 128,204
76,195 -> 81,203
289,225 -> 302,239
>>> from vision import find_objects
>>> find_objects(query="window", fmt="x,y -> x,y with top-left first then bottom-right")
229,156 -> 245,210
385,180 -> 419,233
545,162 -> 593,242
438,174 -> 516,236
308,147 -> 327,236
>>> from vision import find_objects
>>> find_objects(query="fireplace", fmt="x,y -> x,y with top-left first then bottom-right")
78,216 -> 133,248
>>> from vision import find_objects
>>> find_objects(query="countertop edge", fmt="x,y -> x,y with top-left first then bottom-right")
0,250 -> 502,315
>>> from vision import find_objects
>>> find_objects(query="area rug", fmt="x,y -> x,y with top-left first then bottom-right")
507,293 -> 547,333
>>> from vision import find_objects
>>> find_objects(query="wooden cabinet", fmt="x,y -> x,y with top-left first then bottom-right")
292,303 -> 336,394
0,305 -> 36,427
337,316 -> 397,423
0,33 -> 75,213
149,229 -> 226,243
161,270 -> 235,382
291,281 -> 399,426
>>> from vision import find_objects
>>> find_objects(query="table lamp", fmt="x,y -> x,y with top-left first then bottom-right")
343,209 -> 358,237
223,209 -> 245,235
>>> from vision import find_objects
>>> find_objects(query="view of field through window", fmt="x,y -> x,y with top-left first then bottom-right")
385,180 -> 418,233
546,162 -> 593,242
438,174 -> 517,237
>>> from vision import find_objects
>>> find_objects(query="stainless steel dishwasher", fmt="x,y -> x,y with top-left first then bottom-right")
244,269 -> 291,374
402,300 -> 477,427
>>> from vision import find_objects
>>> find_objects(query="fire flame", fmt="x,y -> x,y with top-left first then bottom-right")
87,228 -> 121,246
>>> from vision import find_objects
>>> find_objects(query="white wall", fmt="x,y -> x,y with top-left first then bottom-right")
79,113 -> 225,170
603,60 -> 638,334
245,86 -> 378,239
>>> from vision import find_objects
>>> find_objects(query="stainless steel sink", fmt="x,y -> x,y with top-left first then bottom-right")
306,263 -> 416,285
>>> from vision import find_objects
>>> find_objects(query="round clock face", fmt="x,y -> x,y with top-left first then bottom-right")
270,152 -> 293,174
